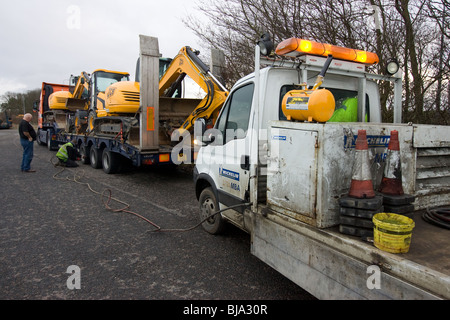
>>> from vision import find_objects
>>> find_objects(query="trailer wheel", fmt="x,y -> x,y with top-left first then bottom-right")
47,131 -> 55,151
79,144 -> 90,165
102,150 -> 121,174
199,187 -> 225,234
90,145 -> 103,169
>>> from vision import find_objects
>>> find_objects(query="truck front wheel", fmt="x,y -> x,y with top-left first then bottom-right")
36,129 -> 45,146
199,187 -> 225,235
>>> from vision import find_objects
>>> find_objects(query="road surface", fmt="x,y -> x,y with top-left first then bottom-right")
0,128 -> 315,303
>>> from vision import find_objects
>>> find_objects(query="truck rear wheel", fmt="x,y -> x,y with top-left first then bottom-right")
199,187 -> 225,234
90,145 -> 103,169
102,150 -> 121,174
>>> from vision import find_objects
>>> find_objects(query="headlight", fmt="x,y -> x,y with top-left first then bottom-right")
258,33 -> 274,56
386,58 -> 399,75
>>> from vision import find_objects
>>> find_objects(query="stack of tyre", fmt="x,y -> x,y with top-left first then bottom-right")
338,195 -> 384,239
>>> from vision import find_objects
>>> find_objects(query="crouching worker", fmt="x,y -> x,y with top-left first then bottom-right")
56,139 -> 80,167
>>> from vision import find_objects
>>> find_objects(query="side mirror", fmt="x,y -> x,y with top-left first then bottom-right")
194,117 -> 206,136
32,100 -> 39,112
194,118 -> 218,147
194,118 -> 207,147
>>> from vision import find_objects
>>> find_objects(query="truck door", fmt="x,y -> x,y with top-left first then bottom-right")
210,83 -> 254,212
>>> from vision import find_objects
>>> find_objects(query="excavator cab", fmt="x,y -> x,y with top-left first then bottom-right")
85,69 -> 140,133
93,70 -> 130,93
90,69 -> 132,116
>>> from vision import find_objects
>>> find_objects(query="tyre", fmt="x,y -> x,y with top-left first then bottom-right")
36,129 -> 45,146
90,145 -> 103,169
47,131 -> 55,151
102,150 -> 121,174
79,144 -> 90,165
199,187 -> 225,234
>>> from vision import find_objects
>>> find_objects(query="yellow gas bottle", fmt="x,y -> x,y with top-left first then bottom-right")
282,87 -> 335,122
48,91 -> 73,110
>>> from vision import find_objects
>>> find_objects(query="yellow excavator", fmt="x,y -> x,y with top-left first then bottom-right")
49,46 -> 228,142
91,46 -> 229,143
49,69 -> 138,134
47,71 -> 90,132
85,69 -> 138,133
158,46 -> 229,134
129,46 -> 228,144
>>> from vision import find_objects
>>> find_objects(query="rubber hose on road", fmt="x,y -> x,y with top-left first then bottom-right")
422,207 -> 450,229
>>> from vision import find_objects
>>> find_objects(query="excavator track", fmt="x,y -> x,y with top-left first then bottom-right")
91,116 -> 139,141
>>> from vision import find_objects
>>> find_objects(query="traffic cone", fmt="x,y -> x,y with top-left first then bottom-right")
379,130 -> 404,195
348,130 -> 375,199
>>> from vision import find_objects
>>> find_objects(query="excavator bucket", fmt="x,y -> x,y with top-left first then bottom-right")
66,98 -> 88,112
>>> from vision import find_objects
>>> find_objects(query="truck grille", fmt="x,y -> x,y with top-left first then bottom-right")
122,91 -> 140,103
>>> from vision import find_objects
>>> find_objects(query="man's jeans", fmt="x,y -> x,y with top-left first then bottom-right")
20,138 -> 34,171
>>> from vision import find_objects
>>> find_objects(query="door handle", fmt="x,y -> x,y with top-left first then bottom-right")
240,155 -> 250,171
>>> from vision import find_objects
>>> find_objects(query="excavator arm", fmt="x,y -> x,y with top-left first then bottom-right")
47,72 -> 91,111
71,72 -> 91,100
66,71 -> 91,112
159,46 -> 228,132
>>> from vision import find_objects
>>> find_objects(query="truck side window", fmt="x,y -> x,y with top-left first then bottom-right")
279,85 -> 296,121
216,83 -> 254,144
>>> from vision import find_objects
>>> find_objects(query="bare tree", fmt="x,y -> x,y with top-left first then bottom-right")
0,89 -> 40,120
426,0 -> 450,123
185,0 -> 449,124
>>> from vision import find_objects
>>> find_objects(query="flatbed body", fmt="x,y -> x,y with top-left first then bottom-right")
237,120 -> 450,299
252,204 -> 449,299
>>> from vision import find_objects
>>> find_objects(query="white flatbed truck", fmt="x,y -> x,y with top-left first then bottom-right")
193,37 -> 450,299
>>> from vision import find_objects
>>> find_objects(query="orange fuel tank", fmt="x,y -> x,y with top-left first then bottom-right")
282,87 -> 335,122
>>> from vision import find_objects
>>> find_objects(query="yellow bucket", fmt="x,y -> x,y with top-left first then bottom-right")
373,213 -> 415,253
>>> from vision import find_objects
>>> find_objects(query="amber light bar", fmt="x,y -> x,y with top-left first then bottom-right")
276,38 -> 379,65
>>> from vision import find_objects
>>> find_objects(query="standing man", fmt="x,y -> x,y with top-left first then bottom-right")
19,113 -> 37,173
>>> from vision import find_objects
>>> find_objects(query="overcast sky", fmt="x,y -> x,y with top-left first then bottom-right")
0,0 -> 205,96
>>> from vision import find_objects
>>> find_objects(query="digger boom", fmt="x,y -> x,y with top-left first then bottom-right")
159,46 -> 228,132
